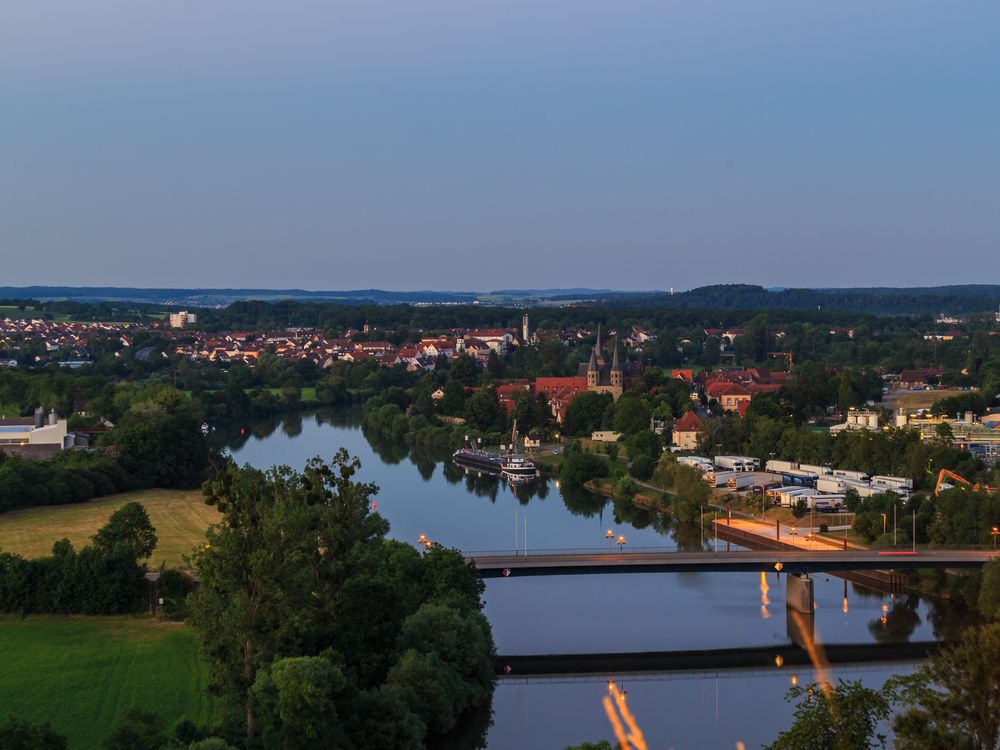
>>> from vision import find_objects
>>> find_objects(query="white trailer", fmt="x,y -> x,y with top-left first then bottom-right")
727,473 -> 757,491
799,463 -> 832,477
766,459 -> 798,473
679,455 -> 713,470
871,475 -> 914,491
705,470 -> 737,487
778,488 -> 819,507
714,455 -> 748,471
832,469 -> 870,482
816,476 -> 851,494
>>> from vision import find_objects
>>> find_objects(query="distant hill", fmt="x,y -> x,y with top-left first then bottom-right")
0,284 -> 997,315
584,284 -> 1000,315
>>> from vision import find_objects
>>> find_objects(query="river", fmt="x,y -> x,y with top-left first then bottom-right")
219,410 -> 968,749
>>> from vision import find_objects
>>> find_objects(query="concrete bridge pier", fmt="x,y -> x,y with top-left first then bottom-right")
786,573 -> 814,614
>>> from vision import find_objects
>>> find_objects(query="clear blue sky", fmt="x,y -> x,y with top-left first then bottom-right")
2,1 -> 998,291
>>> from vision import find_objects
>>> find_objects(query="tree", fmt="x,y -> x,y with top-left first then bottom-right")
629,454 -> 654,480
564,392 -> 613,436
254,657 -> 346,750
114,396 -> 208,488
439,380 -> 467,416
764,680 -> 892,750
464,389 -> 501,431
890,623 -> 1000,750
190,453 -> 379,739
91,502 -> 157,560
102,708 -> 166,750
611,395 -> 651,436
979,558 -> 1000,619
0,717 -> 67,750
559,451 -> 609,488
449,355 -> 479,387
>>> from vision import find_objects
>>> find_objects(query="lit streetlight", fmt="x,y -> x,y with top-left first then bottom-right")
605,529 -> 615,552
417,534 -> 433,552
992,526 -> 999,551
617,534 -> 627,553
881,513 -> 887,536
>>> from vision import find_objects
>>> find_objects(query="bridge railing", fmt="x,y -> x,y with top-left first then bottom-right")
463,545 -> 684,557
463,544 -> 999,558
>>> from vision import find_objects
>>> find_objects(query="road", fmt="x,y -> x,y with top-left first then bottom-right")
467,548 -> 997,577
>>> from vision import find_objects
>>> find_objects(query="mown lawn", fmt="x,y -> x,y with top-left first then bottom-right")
0,489 -> 219,567
0,617 -> 218,750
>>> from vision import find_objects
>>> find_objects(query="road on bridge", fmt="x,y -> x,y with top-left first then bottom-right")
467,549 -> 997,578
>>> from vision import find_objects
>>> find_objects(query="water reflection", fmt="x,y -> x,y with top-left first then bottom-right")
221,410 -> 981,749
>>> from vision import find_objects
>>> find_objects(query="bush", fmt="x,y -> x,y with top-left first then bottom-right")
629,454 -> 655,481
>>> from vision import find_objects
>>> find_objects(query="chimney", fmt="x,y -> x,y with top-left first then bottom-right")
34,406 -> 44,429
49,408 -> 58,426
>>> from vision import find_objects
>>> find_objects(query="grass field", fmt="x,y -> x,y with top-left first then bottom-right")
0,489 -> 219,567
0,616 -> 218,749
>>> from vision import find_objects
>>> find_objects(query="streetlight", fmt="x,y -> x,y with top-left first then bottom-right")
992,526 -> 999,550
789,527 -> 798,547
881,513 -> 887,536
617,535 -> 627,553
417,534 -> 433,552
605,529 -> 615,552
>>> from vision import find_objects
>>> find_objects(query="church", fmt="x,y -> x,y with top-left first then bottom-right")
575,326 -> 643,400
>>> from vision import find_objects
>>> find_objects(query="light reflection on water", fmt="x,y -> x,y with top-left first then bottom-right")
223,411 -> 966,749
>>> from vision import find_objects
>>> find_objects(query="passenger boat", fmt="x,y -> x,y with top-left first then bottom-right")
501,421 -> 539,483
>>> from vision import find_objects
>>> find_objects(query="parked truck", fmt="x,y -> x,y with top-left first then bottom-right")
781,470 -> 818,488
766,459 -> 798,473
777,488 -> 819,507
871,475 -> 914,491
832,469 -> 870,482
799,463 -> 832,477
678,456 -> 713,472
714,455 -> 750,471
705,470 -> 738,488
816,476 -> 850,494
727,473 -> 757,491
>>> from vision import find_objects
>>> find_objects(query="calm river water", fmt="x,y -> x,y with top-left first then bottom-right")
220,410 -> 968,749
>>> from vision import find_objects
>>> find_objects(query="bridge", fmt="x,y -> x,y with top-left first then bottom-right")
494,640 -> 943,677
467,548 -> 997,578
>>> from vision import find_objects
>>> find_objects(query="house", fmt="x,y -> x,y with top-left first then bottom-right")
898,368 -> 945,390
671,411 -> 703,451
534,376 -> 588,423
705,381 -> 752,412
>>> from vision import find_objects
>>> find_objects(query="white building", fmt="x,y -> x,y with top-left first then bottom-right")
0,408 -> 71,450
169,311 -> 198,328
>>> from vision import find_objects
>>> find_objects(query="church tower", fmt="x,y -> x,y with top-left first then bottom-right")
586,346 -> 599,388
594,324 -> 606,366
610,339 -> 623,390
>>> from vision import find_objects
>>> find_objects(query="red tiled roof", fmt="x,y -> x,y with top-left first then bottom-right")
673,411 -> 703,433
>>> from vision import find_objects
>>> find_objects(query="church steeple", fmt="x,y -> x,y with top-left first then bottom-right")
587,346 -> 599,387
594,324 -> 605,366
610,338 -> 623,389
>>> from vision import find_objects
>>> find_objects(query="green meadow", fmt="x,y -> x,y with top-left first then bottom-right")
0,617 -> 218,749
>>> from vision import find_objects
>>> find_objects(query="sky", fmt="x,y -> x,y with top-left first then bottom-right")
2,1 -> 999,291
